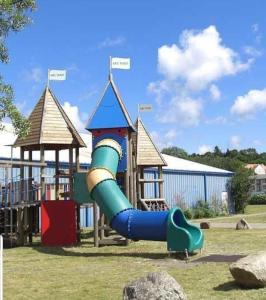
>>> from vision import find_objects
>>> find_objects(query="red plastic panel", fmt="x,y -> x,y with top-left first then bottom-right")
91,128 -> 128,137
41,200 -> 77,246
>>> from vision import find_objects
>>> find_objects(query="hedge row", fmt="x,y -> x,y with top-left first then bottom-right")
249,194 -> 266,205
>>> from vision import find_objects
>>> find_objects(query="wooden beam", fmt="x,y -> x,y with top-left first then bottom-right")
158,166 -> 164,199
0,160 -> 47,167
93,202 -> 99,247
138,178 -> 164,183
55,149 -> 59,200
40,145 -> 45,201
75,147 -> 80,172
69,148 -> 73,199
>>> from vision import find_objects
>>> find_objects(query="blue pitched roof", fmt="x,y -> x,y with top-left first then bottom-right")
86,79 -> 135,131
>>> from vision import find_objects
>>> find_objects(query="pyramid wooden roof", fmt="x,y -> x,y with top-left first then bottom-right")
135,117 -> 167,166
13,87 -> 86,150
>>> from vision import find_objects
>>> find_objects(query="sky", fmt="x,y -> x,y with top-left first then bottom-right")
2,0 -> 266,154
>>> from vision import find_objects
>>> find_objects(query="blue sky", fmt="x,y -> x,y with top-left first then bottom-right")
2,0 -> 266,154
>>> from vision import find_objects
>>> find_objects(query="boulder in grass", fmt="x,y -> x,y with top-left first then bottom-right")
229,252 -> 266,288
123,272 -> 187,300
236,218 -> 251,230
200,222 -> 210,229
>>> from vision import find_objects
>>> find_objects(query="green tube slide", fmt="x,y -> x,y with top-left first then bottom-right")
85,139 -> 204,253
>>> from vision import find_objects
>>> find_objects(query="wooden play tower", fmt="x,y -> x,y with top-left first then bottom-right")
0,86 -> 86,246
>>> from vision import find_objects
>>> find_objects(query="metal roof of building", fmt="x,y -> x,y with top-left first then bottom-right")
162,154 -> 233,174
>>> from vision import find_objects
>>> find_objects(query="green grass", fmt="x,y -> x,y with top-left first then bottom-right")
3,228 -> 266,300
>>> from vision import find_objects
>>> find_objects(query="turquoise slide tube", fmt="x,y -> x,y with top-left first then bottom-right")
87,138 -> 204,253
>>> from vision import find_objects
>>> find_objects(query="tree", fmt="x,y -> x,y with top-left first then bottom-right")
161,146 -> 188,159
214,146 -> 222,156
230,167 -> 252,213
0,0 -> 36,137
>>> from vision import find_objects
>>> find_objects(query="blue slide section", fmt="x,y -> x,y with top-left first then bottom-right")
111,209 -> 168,241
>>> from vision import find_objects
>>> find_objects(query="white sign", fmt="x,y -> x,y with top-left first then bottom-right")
48,70 -> 66,81
0,235 -> 2,300
139,104 -> 152,112
111,57 -> 130,70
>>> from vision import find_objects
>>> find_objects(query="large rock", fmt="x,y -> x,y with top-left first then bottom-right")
200,222 -> 211,229
230,252 -> 266,288
236,218 -> 251,230
123,272 -> 187,300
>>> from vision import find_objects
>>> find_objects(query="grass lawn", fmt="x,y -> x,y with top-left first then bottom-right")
3,228 -> 266,300
196,205 -> 266,223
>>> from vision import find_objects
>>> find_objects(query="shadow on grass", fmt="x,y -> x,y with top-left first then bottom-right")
214,280 -> 240,291
193,254 -> 245,263
32,246 -> 170,260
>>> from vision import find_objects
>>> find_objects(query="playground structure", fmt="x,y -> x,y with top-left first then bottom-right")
74,76 -> 204,253
0,87 -> 86,246
0,70 -> 204,253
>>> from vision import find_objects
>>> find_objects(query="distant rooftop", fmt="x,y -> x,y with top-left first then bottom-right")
162,154 -> 233,174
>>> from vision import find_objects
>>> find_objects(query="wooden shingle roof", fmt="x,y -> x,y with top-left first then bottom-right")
135,117 -> 167,166
13,87 -> 86,150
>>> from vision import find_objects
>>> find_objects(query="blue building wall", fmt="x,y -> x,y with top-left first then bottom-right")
0,160 -> 233,228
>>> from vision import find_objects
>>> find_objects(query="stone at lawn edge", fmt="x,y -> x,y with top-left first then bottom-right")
236,218 -> 251,230
200,222 -> 210,229
123,272 -> 187,300
230,252 -> 266,288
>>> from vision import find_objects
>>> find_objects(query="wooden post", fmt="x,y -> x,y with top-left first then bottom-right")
28,150 -> 33,244
55,149 -> 59,200
140,167 -> 144,199
93,202 -> 99,247
125,132 -> 130,200
20,147 -> 25,203
75,147 -> 80,172
17,208 -> 24,246
158,166 -> 163,199
69,148 -> 73,199
99,209 -> 105,240
40,145 -> 45,201
75,147 -> 81,242
128,133 -> 135,206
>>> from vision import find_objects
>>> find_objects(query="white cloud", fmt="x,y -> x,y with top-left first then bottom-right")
209,84 -> 221,101
251,23 -> 262,43
231,88 -> 266,117
98,37 -> 125,49
230,135 -> 241,149
158,25 -> 251,90
253,139 -> 263,147
205,116 -> 227,125
24,67 -> 44,83
198,144 -> 213,154
62,102 -> 86,132
252,23 -> 259,33
150,128 -> 180,150
158,97 -> 202,126
243,46 -> 262,57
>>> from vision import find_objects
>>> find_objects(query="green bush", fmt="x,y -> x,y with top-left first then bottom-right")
184,208 -> 193,219
249,194 -> 266,205
192,200 -> 216,219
